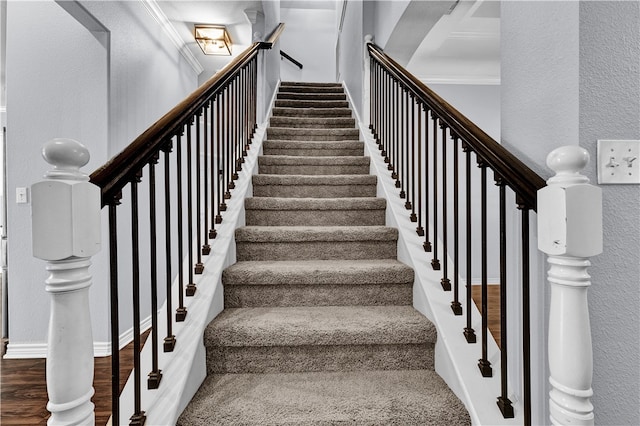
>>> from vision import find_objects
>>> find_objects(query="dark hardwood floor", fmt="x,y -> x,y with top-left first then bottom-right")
1,331 -> 149,426
472,284 -> 501,348
1,288 -> 501,425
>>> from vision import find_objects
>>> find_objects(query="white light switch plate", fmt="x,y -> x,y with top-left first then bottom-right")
597,140 -> 640,184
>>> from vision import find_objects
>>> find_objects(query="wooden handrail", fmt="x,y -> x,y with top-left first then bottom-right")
265,23 -> 286,46
367,43 -> 545,210
90,42 -> 266,206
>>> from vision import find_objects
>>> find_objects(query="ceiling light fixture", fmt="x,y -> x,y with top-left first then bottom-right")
194,25 -> 232,56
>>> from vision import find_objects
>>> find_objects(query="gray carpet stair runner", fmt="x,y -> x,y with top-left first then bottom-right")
178,82 -> 470,425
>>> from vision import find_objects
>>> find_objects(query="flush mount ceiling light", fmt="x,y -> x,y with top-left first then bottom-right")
194,25 -> 232,56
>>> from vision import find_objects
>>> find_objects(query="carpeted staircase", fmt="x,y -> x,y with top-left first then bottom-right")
178,82 -> 470,425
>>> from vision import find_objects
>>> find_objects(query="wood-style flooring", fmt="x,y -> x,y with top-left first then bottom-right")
1,288 -> 501,425
1,331 -> 149,426
472,284 -> 501,348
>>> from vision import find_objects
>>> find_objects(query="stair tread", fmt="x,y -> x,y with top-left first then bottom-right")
223,259 -> 413,285
263,140 -> 363,146
253,174 -> 376,185
258,155 -> 369,165
272,107 -> 352,116
178,369 -> 470,426
206,305 -> 436,347
245,197 -> 385,210
268,127 -> 359,134
280,81 -> 343,87
235,225 -> 397,242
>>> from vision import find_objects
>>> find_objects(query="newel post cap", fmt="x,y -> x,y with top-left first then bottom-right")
538,146 -> 603,257
32,139 -> 101,260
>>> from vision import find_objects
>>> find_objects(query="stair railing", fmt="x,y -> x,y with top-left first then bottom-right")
32,23 -> 284,426
280,50 -> 303,69
366,38 -> 545,423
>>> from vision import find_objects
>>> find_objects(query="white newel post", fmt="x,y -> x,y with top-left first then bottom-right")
537,146 -> 603,426
31,139 -> 101,426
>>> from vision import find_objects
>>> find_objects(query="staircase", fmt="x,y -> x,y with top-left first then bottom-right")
177,82 -> 470,425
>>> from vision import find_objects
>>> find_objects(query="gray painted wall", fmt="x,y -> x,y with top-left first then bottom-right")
502,1 -> 640,424
5,0 -> 198,346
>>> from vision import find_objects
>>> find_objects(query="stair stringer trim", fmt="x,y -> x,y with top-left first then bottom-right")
343,82 -> 523,426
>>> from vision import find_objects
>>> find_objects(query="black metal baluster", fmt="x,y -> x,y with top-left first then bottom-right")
451,136 -> 462,315
416,102 -> 424,236
129,171 -> 146,426
478,160 -> 492,377
496,177 -> 514,417
399,87 -> 406,195
217,92 -> 226,217
232,79 -> 240,181
147,154 -> 162,390
383,72 -> 389,160
203,101 -> 212,253
431,113 -> 440,270
403,91 -> 411,209
209,99 -> 217,238
409,95 -> 417,221
463,142 -> 476,343
519,199 -> 532,426
186,120 -> 197,296
440,126 -> 450,289
175,132 -> 187,321
225,86 -> 233,197
162,141 -> 176,352
423,107 -> 431,252
195,111 -> 204,275
108,196 -> 121,426
392,81 -> 399,184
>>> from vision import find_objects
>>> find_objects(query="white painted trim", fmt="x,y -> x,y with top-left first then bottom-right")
4,315 -> 153,359
140,0 -> 204,75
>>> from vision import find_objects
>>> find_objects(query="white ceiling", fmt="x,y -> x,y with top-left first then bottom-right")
155,0 -> 499,84
157,0 -> 264,79
406,0 -> 500,84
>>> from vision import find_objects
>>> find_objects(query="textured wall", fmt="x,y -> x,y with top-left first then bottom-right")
502,1 -> 640,424
579,2 -> 640,424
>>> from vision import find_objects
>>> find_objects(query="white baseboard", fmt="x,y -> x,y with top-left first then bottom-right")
4,315 -> 153,359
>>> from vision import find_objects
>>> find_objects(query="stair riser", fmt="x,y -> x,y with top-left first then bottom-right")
224,283 -> 413,308
267,130 -> 359,141
236,240 -> 397,261
207,343 -> 434,374
277,93 -> 347,101
245,209 -> 385,226
280,82 -> 343,88
272,107 -> 352,117
262,147 -> 364,157
278,86 -> 345,94
269,117 -> 356,128
258,164 -> 369,175
252,184 -> 378,198
274,100 -> 349,109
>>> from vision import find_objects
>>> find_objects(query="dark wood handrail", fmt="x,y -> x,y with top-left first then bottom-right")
90,23 -> 286,206
367,43 -> 545,210
280,50 -> 303,69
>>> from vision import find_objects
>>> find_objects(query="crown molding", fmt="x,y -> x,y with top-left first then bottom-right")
140,0 -> 204,75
